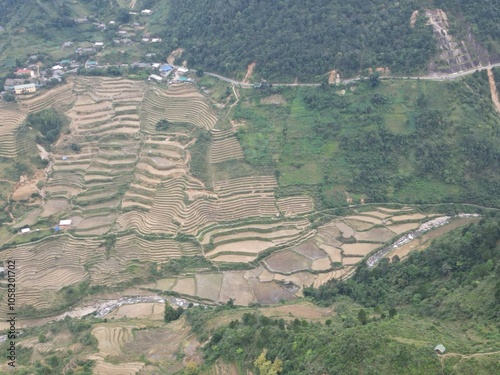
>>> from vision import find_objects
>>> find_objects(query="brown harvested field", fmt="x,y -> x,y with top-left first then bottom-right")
311,258 -> 332,271
248,279 -> 296,305
391,213 -> 426,222
172,277 -> 196,295
145,278 -> 177,291
318,244 -> 343,263
293,240 -> 328,260
334,222 -> 356,238
218,271 -> 255,305
354,227 -> 396,242
195,273 -> 223,300
312,268 -> 353,287
264,250 -> 311,273
361,210 -> 391,218
387,222 -> 420,234
260,301 -> 332,321
211,254 -> 258,263
342,243 -> 380,256
40,199 -> 69,217
213,228 -> 300,244
343,219 -> 374,231
209,240 -> 275,256
106,302 -> 164,320
345,215 -> 383,224
76,214 -> 117,229
342,256 -> 364,266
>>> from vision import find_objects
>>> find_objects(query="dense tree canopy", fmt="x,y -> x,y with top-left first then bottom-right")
164,0 -> 436,81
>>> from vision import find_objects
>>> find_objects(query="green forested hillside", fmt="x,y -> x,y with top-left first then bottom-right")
232,69 -> 500,208
164,0 -> 436,81
194,217 -> 500,374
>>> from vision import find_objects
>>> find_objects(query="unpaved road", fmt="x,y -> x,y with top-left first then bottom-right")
204,62 -> 500,88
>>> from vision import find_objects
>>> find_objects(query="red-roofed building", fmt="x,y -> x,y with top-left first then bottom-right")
15,69 -> 35,78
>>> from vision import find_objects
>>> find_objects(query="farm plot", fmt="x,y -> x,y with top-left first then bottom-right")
0,104 -> 26,158
195,273 -> 223,300
0,235 -> 103,315
354,227 -> 395,242
16,82 -> 76,112
141,84 -> 218,132
341,243 -> 380,256
90,324 -> 145,375
264,250 -> 312,273
218,271 -> 255,305
248,278 -> 296,305
276,196 -> 314,216
209,128 -> 244,163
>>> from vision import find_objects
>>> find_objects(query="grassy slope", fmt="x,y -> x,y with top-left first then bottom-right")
235,70 -> 500,208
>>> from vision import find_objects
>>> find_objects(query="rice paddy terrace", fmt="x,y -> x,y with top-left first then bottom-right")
0,77 -> 473,317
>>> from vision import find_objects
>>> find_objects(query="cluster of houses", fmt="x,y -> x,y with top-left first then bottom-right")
19,219 -> 72,235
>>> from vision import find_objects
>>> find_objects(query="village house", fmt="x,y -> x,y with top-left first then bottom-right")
148,74 -> 163,82
94,42 -> 104,47
74,17 -> 88,24
159,64 -> 173,77
141,9 -> 152,15
151,38 -> 162,43
20,228 -> 31,234
14,83 -> 36,94
62,41 -> 74,48
15,69 -> 35,78
85,60 -> 98,69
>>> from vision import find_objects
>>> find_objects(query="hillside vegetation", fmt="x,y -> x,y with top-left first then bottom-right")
235,69 -> 500,208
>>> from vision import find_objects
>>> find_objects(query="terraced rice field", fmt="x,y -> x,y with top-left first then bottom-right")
0,103 -> 27,158
141,84 -> 217,131
209,128 -> 244,163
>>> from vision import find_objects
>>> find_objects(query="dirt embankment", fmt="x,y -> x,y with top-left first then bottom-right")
243,62 -> 256,84
487,68 -> 500,113
167,48 -> 184,65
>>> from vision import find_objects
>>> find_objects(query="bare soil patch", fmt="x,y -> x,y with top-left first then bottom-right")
260,94 -> 286,105
106,302 -> 164,320
342,256 -> 364,266
172,277 -> 196,295
342,243 -> 379,256
334,222 -> 356,238
218,271 -> 254,305
391,213 -> 426,222
261,301 -> 332,321
311,258 -> 332,271
211,254 -> 258,263
354,227 -> 395,242
318,244 -> 343,263
264,250 -> 311,273
209,239 -> 274,256
344,219 -> 374,231
249,279 -> 296,305
243,62 -> 256,84
167,48 -> 184,65
40,199 -> 69,217
195,273 -> 223,300
487,68 -> 500,113
293,240 -> 328,260
345,215 -> 382,224
387,222 -> 420,234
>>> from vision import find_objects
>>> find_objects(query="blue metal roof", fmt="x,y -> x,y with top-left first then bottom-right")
160,64 -> 173,71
